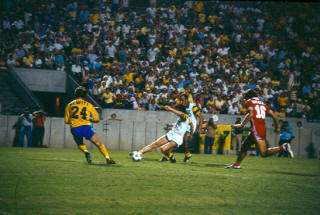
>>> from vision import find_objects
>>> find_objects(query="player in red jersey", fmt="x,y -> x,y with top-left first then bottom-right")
226,90 -> 293,169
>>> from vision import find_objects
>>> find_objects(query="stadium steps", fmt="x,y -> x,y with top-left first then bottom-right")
0,69 -> 27,115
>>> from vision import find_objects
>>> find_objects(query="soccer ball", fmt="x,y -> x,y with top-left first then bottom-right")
131,151 -> 142,161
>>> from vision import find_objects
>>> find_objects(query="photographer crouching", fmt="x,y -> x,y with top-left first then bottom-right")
278,121 -> 294,158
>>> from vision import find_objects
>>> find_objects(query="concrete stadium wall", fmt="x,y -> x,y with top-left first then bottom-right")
14,68 -> 66,93
1,110 -> 320,158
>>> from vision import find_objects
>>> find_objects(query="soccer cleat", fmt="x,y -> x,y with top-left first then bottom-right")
169,155 -> 176,163
159,156 -> 169,162
85,152 -> 92,164
183,154 -> 192,163
225,164 -> 241,169
106,158 -> 116,165
283,143 -> 294,158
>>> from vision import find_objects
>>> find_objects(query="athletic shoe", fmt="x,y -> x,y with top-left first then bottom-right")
225,164 -> 241,169
169,155 -> 176,163
159,157 -> 169,162
85,152 -> 92,164
106,158 -> 116,165
183,154 -> 192,163
283,143 -> 294,158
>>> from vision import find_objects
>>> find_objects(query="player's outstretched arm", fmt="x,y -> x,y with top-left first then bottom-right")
165,105 -> 185,117
232,111 -> 252,129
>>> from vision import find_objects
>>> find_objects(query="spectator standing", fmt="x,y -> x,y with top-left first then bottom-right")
101,88 -> 116,108
278,121 -> 294,158
204,118 -> 217,154
18,108 -> 34,147
33,110 -> 47,147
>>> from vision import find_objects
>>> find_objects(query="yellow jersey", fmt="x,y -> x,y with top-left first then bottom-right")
65,98 -> 100,128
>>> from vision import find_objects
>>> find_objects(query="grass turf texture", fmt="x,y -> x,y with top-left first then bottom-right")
0,148 -> 319,215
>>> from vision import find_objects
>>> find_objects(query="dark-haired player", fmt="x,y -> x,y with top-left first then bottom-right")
131,105 -> 193,163
226,90 -> 293,169
65,86 -> 116,165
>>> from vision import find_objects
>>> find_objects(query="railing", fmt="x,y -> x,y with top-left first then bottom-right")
8,66 -> 43,111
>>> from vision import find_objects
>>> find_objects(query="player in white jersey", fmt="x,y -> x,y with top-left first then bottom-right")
180,94 -> 203,162
130,105 -> 193,163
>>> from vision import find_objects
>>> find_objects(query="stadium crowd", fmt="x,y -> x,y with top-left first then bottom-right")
1,0 -> 320,119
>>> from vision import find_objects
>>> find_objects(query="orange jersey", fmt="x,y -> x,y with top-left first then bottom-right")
35,115 -> 46,127
65,98 -> 100,128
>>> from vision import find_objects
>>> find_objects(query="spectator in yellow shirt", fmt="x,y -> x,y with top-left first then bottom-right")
23,54 -> 34,68
199,13 -> 206,23
278,92 -> 289,108
101,88 -> 116,108
123,71 -> 135,85
89,12 -> 99,24
195,2 -> 203,12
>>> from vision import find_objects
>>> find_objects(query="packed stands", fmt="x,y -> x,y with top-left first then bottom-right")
1,0 -> 320,120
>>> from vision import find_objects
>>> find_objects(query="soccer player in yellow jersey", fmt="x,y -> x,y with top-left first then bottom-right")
65,87 -> 116,165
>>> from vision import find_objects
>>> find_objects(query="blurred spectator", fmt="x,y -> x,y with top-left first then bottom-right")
296,121 -> 303,128
278,121 -> 294,157
18,108 -> 33,147
32,110 -> 47,147
108,113 -> 123,121
204,118 -> 217,154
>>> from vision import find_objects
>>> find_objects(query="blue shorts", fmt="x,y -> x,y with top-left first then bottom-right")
71,125 -> 95,144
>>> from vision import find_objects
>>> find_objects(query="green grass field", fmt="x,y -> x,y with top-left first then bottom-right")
0,147 -> 319,215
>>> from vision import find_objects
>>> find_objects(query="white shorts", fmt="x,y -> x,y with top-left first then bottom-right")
166,130 -> 183,147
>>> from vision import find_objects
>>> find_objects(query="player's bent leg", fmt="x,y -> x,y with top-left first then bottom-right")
90,133 -> 116,164
183,132 -> 192,162
255,139 -> 283,157
236,134 -> 253,163
160,142 -> 177,163
226,133 -> 253,169
76,142 -> 92,164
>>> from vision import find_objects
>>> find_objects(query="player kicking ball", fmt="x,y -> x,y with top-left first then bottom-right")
65,86 -> 116,165
226,90 -> 294,169
130,105 -> 193,162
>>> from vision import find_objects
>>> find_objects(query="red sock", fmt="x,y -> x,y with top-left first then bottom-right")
280,145 -> 284,150
234,163 -> 240,166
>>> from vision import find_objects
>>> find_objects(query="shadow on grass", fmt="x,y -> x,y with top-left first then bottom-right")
27,158 -> 122,168
189,162 -> 227,168
141,157 -> 163,163
268,170 -> 320,177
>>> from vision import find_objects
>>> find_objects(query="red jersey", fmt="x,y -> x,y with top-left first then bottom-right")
245,97 -> 271,141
